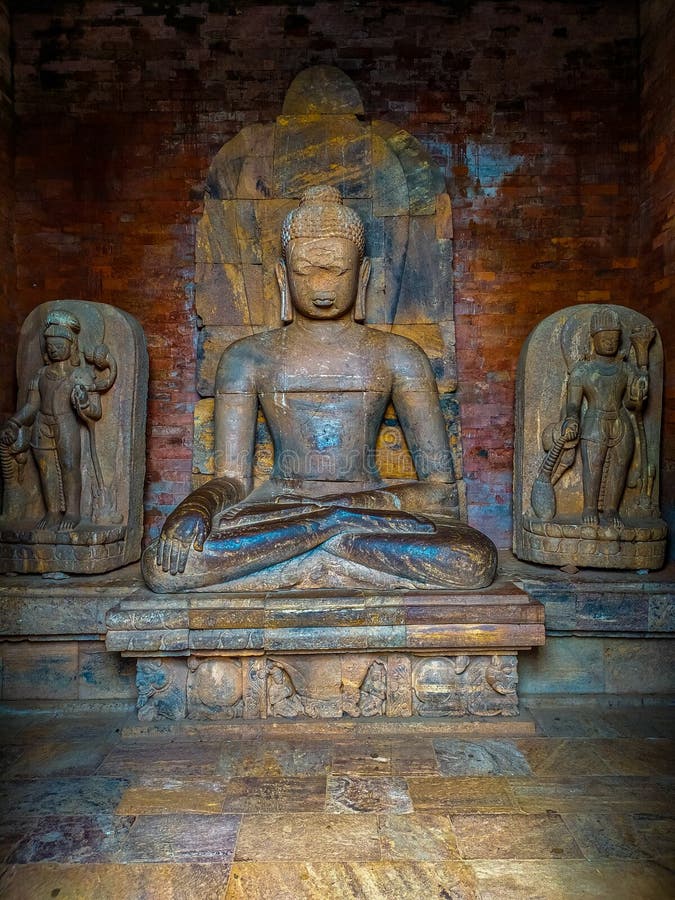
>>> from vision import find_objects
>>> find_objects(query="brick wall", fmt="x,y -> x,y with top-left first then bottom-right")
0,0 -> 15,420
640,0 -> 675,553
6,0 -> 659,549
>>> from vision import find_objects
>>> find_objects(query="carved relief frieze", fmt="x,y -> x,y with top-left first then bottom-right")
133,652 -> 520,721
186,658 -> 244,719
136,658 -> 187,722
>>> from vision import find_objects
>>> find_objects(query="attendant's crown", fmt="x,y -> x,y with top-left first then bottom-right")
281,185 -> 365,259
43,310 -> 81,342
590,306 -> 621,335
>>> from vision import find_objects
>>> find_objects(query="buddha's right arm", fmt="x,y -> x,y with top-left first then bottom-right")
155,340 -> 259,557
155,476 -> 249,574
162,476 -> 248,537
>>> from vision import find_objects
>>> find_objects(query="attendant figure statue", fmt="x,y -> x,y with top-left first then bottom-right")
142,185 -> 497,592
559,306 -> 653,527
0,310 -> 116,530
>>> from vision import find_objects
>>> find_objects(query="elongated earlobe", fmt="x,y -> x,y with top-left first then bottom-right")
275,260 -> 293,323
354,257 -> 371,322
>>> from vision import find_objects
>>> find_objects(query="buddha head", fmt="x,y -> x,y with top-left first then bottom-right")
276,185 -> 371,323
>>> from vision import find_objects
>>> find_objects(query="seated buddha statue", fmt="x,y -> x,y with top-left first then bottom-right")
142,185 -> 497,593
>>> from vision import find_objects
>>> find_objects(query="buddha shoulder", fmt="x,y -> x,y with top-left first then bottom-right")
366,328 -> 436,383
214,329 -> 283,392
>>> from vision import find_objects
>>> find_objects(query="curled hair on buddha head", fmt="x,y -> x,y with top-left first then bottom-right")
42,310 -> 82,365
281,184 -> 366,260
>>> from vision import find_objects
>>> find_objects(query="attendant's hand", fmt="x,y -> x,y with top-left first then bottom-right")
156,506 -> 211,575
629,374 -> 648,405
561,417 -> 579,441
71,384 -> 91,417
0,419 -> 20,448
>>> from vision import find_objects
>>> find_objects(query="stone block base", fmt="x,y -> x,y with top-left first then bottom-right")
105,578 -> 544,722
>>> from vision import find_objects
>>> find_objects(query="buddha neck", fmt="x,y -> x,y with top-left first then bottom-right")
289,313 -> 360,341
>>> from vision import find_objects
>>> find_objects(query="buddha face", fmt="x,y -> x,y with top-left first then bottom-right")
282,237 -> 369,321
593,329 -> 621,357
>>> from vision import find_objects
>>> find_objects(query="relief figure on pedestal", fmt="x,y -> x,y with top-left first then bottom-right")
1,311 -> 116,531
514,303 -> 666,570
142,186 -> 497,592
0,299 -> 148,574
535,306 -> 654,528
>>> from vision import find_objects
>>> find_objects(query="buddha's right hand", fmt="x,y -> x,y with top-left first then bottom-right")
156,506 -> 211,576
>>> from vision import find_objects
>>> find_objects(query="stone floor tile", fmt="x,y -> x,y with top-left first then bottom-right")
0,713 -> 57,746
563,812 -> 650,860
530,708 -> 625,738
98,741 -> 222,778
116,778 -> 226,815
451,812 -> 583,859
433,739 -> 532,776
389,739 -> 439,776
470,858 -> 675,899
217,740 -> 331,777
226,861 -> 479,899
0,776 -> 129,817
235,813 -> 381,860
407,776 -> 517,813
116,813 -> 240,862
0,821 -> 32,865
600,708 -> 675,739
6,814 -> 135,864
219,776 -> 327,813
631,813 -> 675,859
507,775 -> 675,814
514,737 -> 612,776
0,747 -> 24,775
588,738 -> 675,775
326,775 -> 413,814
0,862 -> 232,900
4,741 -> 113,778
563,812 -> 675,860
378,812 -> 460,860
0,713 -> 130,747
330,741 -> 396,775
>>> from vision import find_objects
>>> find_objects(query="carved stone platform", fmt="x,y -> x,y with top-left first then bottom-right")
105,579 -> 545,722
0,524 -> 129,574
520,516 -> 668,570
